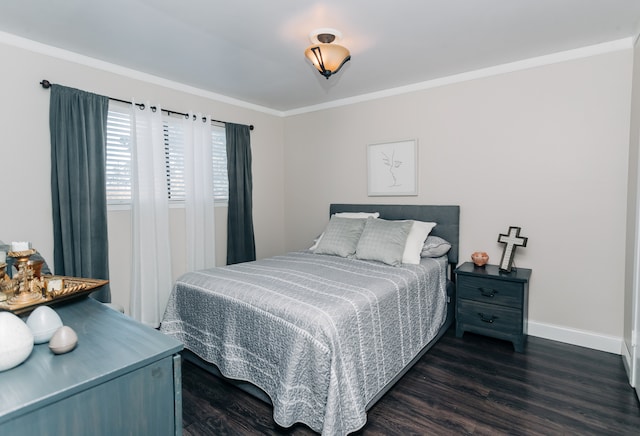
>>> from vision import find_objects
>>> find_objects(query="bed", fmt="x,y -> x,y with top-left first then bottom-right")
160,204 -> 459,435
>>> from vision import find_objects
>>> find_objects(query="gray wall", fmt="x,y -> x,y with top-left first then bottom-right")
0,38 -> 286,312
0,33 -> 635,353
283,48 -> 633,352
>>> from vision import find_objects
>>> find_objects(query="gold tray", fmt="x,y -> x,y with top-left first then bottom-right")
0,276 -> 109,315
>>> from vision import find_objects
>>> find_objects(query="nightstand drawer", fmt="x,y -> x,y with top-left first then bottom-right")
457,299 -> 522,334
455,262 -> 531,352
457,276 -> 523,308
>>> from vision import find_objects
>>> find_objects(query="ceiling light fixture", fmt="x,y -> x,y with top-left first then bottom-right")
304,28 -> 351,79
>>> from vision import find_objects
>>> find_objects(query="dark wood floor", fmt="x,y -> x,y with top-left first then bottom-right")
181,328 -> 640,435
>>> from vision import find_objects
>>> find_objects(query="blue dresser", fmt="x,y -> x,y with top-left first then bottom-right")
0,298 -> 183,435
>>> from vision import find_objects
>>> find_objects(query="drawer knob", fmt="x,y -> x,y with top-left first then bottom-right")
478,312 -> 498,323
479,287 -> 497,298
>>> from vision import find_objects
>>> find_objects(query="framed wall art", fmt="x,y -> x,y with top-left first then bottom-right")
367,139 -> 418,196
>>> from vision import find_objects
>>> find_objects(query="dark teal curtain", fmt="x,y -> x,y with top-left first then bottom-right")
225,123 -> 256,264
50,85 -> 111,302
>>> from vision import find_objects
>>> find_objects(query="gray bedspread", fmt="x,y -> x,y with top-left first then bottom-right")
160,251 -> 448,435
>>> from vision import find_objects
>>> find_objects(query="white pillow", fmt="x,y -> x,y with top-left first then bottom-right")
333,212 -> 380,219
401,220 -> 437,264
310,212 -> 380,250
309,234 -> 323,251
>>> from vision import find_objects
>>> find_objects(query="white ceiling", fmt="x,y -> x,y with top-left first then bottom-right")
1,0 -> 640,113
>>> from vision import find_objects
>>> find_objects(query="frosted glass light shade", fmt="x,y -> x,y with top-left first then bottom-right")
304,43 -> 351,78
0,312 -> 34,371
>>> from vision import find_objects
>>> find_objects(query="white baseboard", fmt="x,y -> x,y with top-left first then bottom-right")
622,340 -> 633,384
528,320 -> 622,355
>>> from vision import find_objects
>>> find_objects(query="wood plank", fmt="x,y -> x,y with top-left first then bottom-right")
181,328 -> 640,435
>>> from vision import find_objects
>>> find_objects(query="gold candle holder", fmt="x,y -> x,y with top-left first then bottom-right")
0,262 -> 8,302
7,249 -> 43,305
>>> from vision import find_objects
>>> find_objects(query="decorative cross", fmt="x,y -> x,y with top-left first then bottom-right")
497,226 -> 528,272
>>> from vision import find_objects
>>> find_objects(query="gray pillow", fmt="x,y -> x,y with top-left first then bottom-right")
314,217 -> 366,257
355,218 -> 413,266
421,235 -> 452,258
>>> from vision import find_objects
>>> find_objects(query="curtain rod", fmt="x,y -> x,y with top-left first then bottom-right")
39,80 -> 254,131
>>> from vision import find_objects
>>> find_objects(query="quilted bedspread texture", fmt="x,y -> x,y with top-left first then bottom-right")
160,251 -> 447,435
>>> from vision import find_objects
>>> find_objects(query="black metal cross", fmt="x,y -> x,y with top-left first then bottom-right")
498,226 -> 528,272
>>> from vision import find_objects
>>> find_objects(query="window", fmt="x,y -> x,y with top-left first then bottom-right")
105,104 -> 132,203
164,121 -> 186,201
105,102 -> 229,204
211,127 -> 228,202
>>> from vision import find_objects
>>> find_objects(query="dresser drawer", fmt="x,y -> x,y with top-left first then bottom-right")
457,275 -> 523,308
457,299 -> 522,334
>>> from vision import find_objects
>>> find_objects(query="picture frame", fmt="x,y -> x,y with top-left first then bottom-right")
367,139 -> 418,196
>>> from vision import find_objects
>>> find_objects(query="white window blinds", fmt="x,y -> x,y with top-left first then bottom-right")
105,102 -> 229,204
211,125 -> 228,202
164,121 -> 186,201
105,103 -> 132,203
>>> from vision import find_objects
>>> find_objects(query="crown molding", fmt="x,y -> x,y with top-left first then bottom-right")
0,30 -> 284,117
284,37 -> 634,117
1,30 -> 633,118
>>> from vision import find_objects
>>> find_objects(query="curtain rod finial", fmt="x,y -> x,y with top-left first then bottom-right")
40,80 -> 51,89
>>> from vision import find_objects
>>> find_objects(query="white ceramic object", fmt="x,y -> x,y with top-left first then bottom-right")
0,312 -> 34,371
26,306 -> 63,344
49,326 -> 78,354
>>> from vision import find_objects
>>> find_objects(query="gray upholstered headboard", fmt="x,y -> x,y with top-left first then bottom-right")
329,204 -> 460,266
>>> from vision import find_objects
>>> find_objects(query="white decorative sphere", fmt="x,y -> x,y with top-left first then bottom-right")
0,312 -> 34,371
26,306 -> 63,344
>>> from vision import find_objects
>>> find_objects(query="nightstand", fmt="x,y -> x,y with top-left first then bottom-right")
455,262 -> 532,352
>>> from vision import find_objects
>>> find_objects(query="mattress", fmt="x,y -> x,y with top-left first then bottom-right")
160,250 -> 448,435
